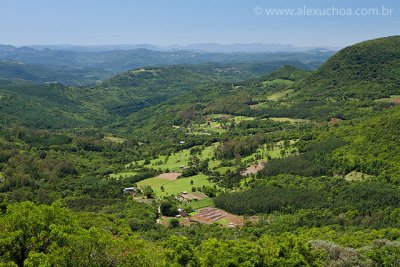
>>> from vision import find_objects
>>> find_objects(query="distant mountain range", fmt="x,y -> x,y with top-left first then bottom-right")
0,44 -> 334,85
13,43 -> 339,53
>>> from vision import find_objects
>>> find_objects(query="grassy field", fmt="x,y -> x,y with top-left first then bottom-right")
344,171 -> 372,181
126,143 -> 220,172
103,136 -> 127,143
109,171 -> 138,179
137,174 -> 215,198
184,198 -> 214,210
269,117 -> 311,123
375,95 -> 400,103
139,149 -> 190,172
211,166 -> 234,174
210,140 -> 297,174
262,79 -> 294,87
188,115 -> 255,135
241,140 -> 297,163
189,121 -> 226,135
266,89 -> 294,101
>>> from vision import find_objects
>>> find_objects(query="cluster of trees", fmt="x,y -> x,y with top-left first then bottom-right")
3,201 -> 399,266
214,186 -> 323,215
294,36 -> 400,101
330,106 -> 400,183
0,202 -> 163,267
215,175 -> 400,218
258,137 -> 344,177
215,134 -> 265,160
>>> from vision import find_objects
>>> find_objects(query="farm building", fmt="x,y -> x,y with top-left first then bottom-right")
176,191 -> 199,203
123,187 -> 137,196
123,187 -> 136,193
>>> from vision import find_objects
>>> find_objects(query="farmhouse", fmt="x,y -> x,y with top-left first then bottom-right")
177,208 -> 188,217
123,187 -> 137,196
176,191 -> 199,203
123,187 -> 136,193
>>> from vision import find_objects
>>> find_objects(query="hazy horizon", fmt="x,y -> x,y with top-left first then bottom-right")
1,0 -> 399,48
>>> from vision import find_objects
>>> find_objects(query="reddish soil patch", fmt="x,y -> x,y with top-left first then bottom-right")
157,172 -> 181,181
241,162 -> 265,176
189,192 -> 208,200
190,207 -> 244,227
391,98 -> 400,104
329,117 -> 342,124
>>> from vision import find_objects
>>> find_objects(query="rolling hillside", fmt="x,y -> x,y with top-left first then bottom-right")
294,35 -> 400,100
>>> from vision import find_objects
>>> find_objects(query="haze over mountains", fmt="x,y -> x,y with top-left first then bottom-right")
0,43 -> 334,86
10,43 -> 339,53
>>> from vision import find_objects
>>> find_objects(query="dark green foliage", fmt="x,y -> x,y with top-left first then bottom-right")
295,36 -> 400,100
169,218 -> 180,228
260,137 -> 344,177
0,60 -> 113,86
214,186 -> 323,215
260,155 -> 327,177
160,200 -> 179,217
216,134 -> 265,160
215,176 -> 400,217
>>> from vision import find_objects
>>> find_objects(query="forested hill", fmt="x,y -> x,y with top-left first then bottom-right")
118,36 -> 400,137
0,61 -> 313,128
294,35 -> 400,100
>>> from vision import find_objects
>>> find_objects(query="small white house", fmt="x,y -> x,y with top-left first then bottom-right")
123,187 -> 136,193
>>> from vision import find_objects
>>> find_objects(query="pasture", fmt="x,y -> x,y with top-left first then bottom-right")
137,174 -> 215,198
266,89 -> 294,101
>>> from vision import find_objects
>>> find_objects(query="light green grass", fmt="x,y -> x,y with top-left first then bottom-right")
137,174 -> 215,198
184,198 -> 214,210
262,79 -> 294,87
212,166 -> 234,174
128,143 -> 220,172
344,171 -> 372,181
267,89 -> 294,101
189,121 -> 226,135
269,117 -> 311,123
241,140 -> 298,165
375,95 -> 400,103
214,217 -> 231,226
137,149 -> 191,172
104,136 -> 126,143
189,115 -> 255,135
109,171 -> 138,179
210,141 -> 297,174
233,116 -> 255,123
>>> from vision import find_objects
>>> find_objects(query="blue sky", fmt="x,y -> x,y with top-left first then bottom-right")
1,0 -> 399,47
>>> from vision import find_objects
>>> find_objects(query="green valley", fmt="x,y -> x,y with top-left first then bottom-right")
1,35 -> 400,266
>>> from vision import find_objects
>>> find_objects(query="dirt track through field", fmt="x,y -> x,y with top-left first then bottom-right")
241,162 -> 265,176
157,172 -> 181,181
